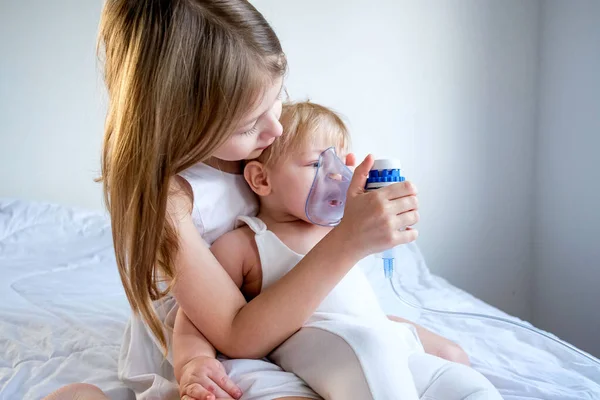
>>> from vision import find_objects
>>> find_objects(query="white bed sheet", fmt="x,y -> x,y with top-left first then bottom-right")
1,199 -> 599,400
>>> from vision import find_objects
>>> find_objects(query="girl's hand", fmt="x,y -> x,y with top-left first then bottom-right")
179,356 -> 242,400
337,154 -> 419,259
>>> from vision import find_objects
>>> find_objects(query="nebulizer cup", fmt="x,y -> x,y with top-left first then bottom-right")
363,159 -> 422,321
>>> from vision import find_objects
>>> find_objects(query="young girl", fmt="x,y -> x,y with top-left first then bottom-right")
207,101 -> 502,399
44,1 -> 463,399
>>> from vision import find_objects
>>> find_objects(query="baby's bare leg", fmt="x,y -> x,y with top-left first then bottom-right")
42,383 -> 109,400
388,315 -> 470,366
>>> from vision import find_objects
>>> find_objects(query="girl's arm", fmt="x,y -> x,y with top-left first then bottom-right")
171,209 -> 358,358
174,227 -> 259,400
173,311 -> 242,400
173,310 -> 216,382
171,157 -> 419,359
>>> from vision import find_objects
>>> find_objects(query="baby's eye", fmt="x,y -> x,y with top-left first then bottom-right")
311,161 -> 321,168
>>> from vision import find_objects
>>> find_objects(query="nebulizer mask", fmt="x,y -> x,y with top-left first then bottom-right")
305,147 -> 353,227
305,147 -> 600,366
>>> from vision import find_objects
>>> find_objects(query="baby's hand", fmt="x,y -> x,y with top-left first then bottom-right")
179,356 -> 242,400
345,153 -> 357,170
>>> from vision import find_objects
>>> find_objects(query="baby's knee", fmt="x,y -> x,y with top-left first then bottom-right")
437,342 -> 470,366
42,383 -> 109,400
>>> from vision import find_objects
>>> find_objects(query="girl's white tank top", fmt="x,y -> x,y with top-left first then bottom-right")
178,162 -> 258,245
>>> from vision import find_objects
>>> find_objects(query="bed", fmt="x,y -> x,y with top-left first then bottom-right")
1,199 -> 599,400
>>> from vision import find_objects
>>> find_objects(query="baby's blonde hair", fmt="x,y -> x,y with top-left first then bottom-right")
258,101 -> 351,167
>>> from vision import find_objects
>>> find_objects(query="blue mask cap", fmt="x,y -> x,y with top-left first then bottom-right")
305,147 -> 353,227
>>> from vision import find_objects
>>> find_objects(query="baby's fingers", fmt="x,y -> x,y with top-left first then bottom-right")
345,153 -> 357,170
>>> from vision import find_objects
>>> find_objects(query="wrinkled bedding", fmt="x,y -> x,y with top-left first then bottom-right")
1,199 -> 598,399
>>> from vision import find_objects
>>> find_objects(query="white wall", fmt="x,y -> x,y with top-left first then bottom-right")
255,0 -> 539,319
0,1 -> 543,319
0,0 -> 106,210
533,0 -> 600,356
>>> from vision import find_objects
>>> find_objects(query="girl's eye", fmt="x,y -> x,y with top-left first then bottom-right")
242,125 -> 258,136
311,161 -> 321,168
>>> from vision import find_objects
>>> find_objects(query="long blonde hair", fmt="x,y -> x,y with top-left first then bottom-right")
98,0 -> 286,351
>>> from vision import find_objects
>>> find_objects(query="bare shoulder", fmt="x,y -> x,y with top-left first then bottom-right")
211,226 -> 262,296
211,226 -> 256,261
167,175 -> 193,224
235,226 -> 261,271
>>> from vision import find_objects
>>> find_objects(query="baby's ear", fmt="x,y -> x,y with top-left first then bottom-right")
244,161 -> 271,196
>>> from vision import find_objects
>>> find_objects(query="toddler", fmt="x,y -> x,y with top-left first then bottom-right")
210,102 -> 502,399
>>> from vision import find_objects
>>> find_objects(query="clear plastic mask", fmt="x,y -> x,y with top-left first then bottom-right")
305,147 -> 353,227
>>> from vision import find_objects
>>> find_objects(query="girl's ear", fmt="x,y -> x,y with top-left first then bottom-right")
244,161 -> 272,196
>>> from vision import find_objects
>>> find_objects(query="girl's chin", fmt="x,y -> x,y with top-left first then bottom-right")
245,148 -> 266,160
